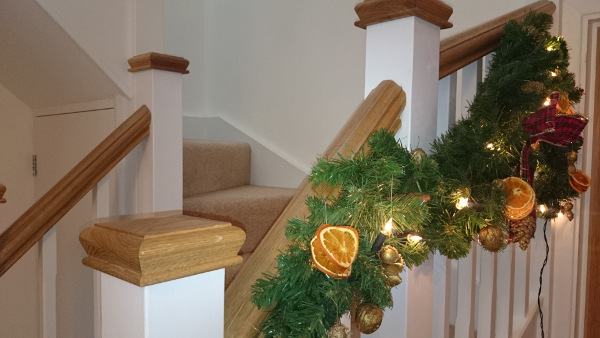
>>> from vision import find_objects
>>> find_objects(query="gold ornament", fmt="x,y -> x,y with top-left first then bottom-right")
411,148 -> 427,166
478,224 -> 505,252
379,245 -> 399,265
567,164 -> 577,175
562,201 -> 574,221
512,215 -> 537,251
327,321 -> 350,338
355,303 -> 383,334
567,151 -> 578,164
383,264 -> 403,286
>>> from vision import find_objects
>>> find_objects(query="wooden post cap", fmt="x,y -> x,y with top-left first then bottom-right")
80,214 -> 245,286
128,52 -> 190,74
0,184 -> 6,203
355,0 -> 453,29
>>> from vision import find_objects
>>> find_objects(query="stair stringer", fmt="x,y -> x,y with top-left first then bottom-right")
224,80 -> 407,337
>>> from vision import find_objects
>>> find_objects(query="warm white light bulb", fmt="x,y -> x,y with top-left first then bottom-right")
550,71 -> 557,77
407,234 -> 422,243
384,218 -> 393,235
544,98 -> 551,106
539,204 -> 547,213
557,211 -> 564,218
456,198 -> 469,210
486,143 -> 495,150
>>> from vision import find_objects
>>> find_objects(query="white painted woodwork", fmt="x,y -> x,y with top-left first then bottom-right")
363,15 -> 442,338
364,17 -> 441,153
34,107 -> 116,338
131,68 -> 183,214
100,270 -> 224,338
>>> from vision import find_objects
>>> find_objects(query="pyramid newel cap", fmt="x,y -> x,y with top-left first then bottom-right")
355,0 -> 453,29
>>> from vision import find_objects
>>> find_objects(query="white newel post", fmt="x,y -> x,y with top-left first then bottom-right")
80,53 -> 245,338
355,1 -> 453,337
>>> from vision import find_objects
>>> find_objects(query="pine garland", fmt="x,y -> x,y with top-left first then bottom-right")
251,12 -> 587,337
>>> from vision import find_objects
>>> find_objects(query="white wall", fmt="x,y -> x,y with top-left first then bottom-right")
0,84 -> 37,337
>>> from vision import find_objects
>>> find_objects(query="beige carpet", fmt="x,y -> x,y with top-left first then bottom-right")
182,139 -> 296,287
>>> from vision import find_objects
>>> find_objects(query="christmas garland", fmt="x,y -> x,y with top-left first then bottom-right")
251,12 -> 589,337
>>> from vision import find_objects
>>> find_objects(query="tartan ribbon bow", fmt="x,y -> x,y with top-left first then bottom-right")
520,92 -> 588,185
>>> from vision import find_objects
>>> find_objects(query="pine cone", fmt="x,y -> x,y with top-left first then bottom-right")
512,216 -> 536,250
521,81 -> 546,94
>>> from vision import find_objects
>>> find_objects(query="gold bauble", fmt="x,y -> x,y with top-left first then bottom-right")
327,321 -> 350,338
568,164 -> 577,175
383,264 -> 403,286
478,224 -> 505,252
355,303 -> 383,334
567,151 -> 578,164
566,211 -> 575,221
411,148 -> 427,166
562,201 -> 574,212
379,245 -> 400,265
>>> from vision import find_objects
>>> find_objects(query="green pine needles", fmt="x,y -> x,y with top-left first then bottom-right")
251,12 -> 586,337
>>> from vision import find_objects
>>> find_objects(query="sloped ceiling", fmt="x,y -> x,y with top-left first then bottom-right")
0,0 -> 123,109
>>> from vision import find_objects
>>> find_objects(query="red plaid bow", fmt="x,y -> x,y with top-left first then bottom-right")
520,92 -> 588,185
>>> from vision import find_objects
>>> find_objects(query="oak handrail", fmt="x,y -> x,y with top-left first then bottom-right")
224,80 -> 406,337
0,105 -> 151,277
439,0 -> 556,79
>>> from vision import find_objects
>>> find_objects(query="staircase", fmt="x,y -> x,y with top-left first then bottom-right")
182,139 -> 296,286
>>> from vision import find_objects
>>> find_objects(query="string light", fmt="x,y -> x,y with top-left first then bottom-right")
543,97 -> 551,106
371,218 -> 393,253
407,234 -> 422,243
456,198 -> 470,210
539,204 -> 547,213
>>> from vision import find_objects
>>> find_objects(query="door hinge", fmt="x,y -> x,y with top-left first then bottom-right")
32,155 -> 37,177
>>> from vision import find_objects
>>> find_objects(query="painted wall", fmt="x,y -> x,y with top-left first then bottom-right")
0,84 -> 37,337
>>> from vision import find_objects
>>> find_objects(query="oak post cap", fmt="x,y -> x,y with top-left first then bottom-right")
355,0 -> 453,30
128,52 -> 190,74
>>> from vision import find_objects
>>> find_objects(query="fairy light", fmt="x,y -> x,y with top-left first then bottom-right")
456,198 -> 470,210
407,233 -> 422,243
371,218 -> 393,253
550,71 -> 558,77
539,204 -> 547,213
543,97 -> 551,106
486,143 -> 495,150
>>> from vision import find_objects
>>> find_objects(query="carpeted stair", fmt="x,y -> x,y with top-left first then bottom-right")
182,139 -> 296,287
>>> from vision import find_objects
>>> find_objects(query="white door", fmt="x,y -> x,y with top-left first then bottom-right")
34,106 -> 114,338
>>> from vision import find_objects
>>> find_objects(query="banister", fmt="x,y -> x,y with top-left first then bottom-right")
224,80 -> 406,337
0,105 -> 151,277
439,0 -> 556,79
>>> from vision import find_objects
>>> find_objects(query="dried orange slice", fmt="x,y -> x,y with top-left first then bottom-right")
316,224 -> 359,268
502,177 -> 536,221
310,237 -> 351,278
569,170 -> 591,193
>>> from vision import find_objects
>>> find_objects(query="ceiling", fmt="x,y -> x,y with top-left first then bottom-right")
0,0 -> 122,110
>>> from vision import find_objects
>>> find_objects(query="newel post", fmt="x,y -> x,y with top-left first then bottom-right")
355,1 -> 452,337
127,52 -> 189,214
81,53 -> 245,338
